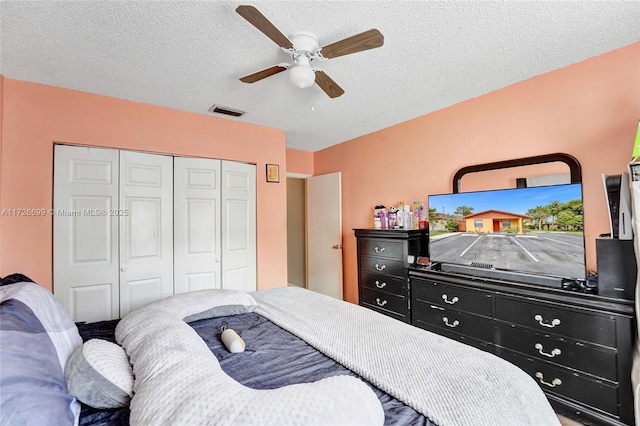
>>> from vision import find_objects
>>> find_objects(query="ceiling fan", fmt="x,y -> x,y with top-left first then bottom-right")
236,5 -> 384,98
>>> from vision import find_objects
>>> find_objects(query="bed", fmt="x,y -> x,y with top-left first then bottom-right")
0,274 -> 560,426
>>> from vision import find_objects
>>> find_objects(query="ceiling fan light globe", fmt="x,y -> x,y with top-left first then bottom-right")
289,64 -> 316,89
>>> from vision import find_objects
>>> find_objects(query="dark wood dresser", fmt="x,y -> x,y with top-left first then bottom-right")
410,268 -> 635,426
354,229 -> 428,323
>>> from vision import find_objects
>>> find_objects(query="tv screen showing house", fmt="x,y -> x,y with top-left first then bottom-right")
428,183 -> 586,280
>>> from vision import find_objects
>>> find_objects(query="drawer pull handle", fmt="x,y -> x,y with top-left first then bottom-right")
442,317 -> 459,328
534,343 -> 561,358
375,298 -> 388,307
375,281 -> 387,288
534,315 -> 561,328
535,372 -> 562,388
374,246 -> 386,253
374,264 -> 386,271
442,294 -> 459,304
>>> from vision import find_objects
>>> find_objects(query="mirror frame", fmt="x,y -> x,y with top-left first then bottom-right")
452,153 -> 582,193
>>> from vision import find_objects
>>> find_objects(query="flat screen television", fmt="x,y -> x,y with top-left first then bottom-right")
427,183 -> 586,287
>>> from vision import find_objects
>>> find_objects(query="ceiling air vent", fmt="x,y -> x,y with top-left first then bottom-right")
208,105 -> 245,117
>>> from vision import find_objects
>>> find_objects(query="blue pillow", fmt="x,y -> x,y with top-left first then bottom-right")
0,281 -> 82,426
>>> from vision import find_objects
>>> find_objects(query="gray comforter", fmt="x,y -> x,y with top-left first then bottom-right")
253,286 -> 560,426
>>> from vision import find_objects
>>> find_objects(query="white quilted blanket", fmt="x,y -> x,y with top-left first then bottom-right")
115,290 -> 384,426
253,286 -> 560,426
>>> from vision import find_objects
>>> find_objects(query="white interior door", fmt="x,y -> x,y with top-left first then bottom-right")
174,157 -> 221,293
221,161 -> 256,292
119,151 -> 173,316
53,145 -> 120,322
306,172 -> 343,299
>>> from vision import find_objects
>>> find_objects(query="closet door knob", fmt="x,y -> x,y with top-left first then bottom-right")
120,267 -> 126,272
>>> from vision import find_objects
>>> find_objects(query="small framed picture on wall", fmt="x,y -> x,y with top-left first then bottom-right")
266,164 -> 280,183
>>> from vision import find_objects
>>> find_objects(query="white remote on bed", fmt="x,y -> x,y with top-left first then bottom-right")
221,327 -> 246,353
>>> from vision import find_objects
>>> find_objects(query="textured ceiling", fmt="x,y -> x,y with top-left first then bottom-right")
1,1 -> 639,152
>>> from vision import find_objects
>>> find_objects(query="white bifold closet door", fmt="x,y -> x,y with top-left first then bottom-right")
53,145 -> 120,322
173,157 -> 222,293
221,160 -> 257,292
118,150 -> 174,317
173,158 -> 256,293
54,146 -> 173,321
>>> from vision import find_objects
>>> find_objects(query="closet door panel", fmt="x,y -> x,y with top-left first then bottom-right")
120,277 -> 163,316
128,198 -> 162,257
53,145 -> 119,322
119,151 -> 173,317
174,157 -> 221,293
221,161 -> 256,292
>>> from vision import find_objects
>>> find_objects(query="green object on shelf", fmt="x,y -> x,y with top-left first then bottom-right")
632,122 -> 640,157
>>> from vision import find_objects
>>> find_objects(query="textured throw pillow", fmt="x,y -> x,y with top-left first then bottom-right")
65,339 -> 134,409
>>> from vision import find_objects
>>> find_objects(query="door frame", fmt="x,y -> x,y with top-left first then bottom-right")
286,172 -> 344,298
286,172 -> 311,288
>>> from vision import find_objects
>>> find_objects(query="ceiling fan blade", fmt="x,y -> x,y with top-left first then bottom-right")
315,71 -> 344,98
240,65 -> 287,83
320,29 -> 384,59
236,5 -> 293,49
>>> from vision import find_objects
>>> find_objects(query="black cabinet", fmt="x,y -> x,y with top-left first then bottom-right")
410,269 -> 635,426
412,278 -> 494,351
354,229 -> 428,323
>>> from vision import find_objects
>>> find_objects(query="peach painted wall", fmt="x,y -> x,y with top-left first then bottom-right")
0,79 -> 288,292
286,148 -> 314,175
315,42 -> 640,304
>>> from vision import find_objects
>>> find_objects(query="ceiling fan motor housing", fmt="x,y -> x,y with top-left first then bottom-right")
289,31 -> 320,56
288,31 -> 320,88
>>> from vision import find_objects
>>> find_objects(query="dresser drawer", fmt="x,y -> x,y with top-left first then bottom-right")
414,321 -> 494,353
499,349 -> 619,416
360,272 -> 406,296
359,239 -> 403,259
495,296 -> 616,347
365,306 -> 407,322
360,256 -> 404,278
361,287 -> 407,316
413,303 -> 494,342
413,279 -> 492,317
496,323 -> 617,381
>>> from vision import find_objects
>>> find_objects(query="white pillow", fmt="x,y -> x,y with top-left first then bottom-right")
65,339 -> 134,409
